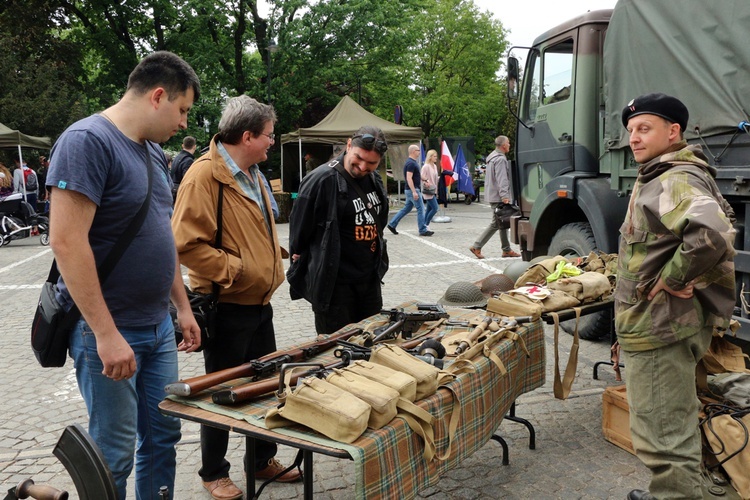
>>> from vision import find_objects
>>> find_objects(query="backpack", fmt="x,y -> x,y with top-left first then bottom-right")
24,168 -> 38,191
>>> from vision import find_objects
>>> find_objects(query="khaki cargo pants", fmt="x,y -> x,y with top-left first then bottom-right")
621,329 -> 711,499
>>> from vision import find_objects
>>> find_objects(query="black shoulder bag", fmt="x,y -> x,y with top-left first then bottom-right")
170,184 -> 223,351
31,144 -> 155,367
333,162 -> 389,278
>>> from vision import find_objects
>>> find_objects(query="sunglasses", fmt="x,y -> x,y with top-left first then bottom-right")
352,134 -> 388,155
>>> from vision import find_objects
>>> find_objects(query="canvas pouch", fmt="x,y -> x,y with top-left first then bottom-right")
266,375 -> 370,443
486,293 -> 543,319
370,344 -> 441,400
702,410 -> 750,498
326,368 -> 400,429
346,360 -> 418,402
547,271 -> 611,303
331,363 -> 439,460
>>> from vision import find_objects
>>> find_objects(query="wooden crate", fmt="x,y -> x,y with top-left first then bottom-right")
602,385 -> 635,455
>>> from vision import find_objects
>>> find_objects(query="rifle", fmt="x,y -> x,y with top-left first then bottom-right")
211,335 -> 445,405
367,303 -> 449,345
164,326 -> 362,397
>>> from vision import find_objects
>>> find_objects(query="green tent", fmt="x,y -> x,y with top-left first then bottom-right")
0,122 -> 52,149
280,96 -> 423,190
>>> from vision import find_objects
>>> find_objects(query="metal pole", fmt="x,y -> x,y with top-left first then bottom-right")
266,57 -> 272,104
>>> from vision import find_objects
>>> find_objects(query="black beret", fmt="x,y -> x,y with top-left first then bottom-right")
621,93 -> 689,131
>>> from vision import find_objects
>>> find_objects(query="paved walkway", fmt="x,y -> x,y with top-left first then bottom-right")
0,199 -> 647,499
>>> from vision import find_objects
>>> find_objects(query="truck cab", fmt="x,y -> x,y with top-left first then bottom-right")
507,4 -> 750,344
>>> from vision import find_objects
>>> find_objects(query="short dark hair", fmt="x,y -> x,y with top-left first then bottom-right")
182,136 -> 196,149
127,51 -> 201,103
351,126 -> 388,156
216,95 -> 277,145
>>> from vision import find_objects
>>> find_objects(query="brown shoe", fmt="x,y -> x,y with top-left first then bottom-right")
469,246 -> 485,259
202,477 -> 243,500
502,250 -> 521,258
255,458 -> 302,483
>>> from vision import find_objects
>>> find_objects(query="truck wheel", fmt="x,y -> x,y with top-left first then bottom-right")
548,222 -> 611,340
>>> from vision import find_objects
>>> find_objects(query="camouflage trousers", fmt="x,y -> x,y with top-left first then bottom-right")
621,329 -> 712,499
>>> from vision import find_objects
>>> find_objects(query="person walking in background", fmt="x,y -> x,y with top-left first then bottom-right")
172,95 -> 300,500
13,159 -> 41,234
170,135 -> 197,199
288,126 -> 390,335
387,144 -> 432,236
46,51 -> 202,499
37,156 -> 49,202
615,93 -> 736,500
421,148 -> 439,228
13,159 -> 39,209
469,135 -> 520,259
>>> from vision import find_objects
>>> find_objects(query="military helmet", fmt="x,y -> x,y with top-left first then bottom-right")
503,260 -> 532,284
437,281 -> 488,308
476,273 -> 515,296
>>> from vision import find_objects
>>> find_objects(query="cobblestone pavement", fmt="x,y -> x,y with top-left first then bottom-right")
0,199 -> 647,499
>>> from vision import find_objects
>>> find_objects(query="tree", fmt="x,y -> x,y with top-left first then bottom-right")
369,0 -> 513,155
0,0 -> 88,145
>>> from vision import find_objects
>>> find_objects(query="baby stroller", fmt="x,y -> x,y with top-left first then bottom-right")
0,192 -> 49,246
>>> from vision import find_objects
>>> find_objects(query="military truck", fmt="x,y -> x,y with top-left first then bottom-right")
506,0 -> 750,342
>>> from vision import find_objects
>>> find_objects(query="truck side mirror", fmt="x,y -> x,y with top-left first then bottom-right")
507,56 -> 520,100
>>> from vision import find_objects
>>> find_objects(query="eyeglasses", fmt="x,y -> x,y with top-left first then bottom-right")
261,132 -> 275,141
352,134 -> 388,155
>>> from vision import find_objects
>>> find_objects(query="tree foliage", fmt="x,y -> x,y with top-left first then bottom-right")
0,0 -> 515,160
0,0 -> 88,148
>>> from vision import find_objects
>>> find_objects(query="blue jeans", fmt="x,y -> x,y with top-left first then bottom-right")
69,314 -> 181,500
389,188 -> 427,234
424,197 -> 438,226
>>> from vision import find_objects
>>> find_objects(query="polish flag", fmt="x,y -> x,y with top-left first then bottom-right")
441,140 -> 455,187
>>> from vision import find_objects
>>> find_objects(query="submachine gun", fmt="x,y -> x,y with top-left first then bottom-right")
366,303 -> 449,345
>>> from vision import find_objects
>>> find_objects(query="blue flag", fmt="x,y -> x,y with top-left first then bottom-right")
455,145 -> 474,195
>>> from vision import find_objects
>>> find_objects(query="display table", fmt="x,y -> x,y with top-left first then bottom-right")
160,306 -> 546,499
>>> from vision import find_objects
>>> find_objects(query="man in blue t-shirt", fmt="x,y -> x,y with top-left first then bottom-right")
46,51 -> 202,500
387,144 -> 433,236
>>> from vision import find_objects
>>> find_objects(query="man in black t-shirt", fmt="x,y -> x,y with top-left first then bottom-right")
288,126 -> 390,334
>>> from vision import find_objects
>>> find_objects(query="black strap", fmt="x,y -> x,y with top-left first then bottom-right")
211,184 -> 224,299
48,143 -> 156,326
333,161 -> 384,234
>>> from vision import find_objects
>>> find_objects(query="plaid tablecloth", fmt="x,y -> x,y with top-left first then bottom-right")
167,304 -> 545,499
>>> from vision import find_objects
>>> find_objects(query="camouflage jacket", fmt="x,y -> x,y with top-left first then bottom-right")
614,142 -> 736,351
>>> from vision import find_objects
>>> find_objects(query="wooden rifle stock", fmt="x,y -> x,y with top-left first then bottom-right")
164,326 -> 362,397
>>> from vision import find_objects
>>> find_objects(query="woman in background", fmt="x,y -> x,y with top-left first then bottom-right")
421,149 -> 439,229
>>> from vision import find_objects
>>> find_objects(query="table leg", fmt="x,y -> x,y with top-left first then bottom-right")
490,434 -> 510,465
246,436 -> 256,498
303,450 -> 314,499
504,402 -> 536,449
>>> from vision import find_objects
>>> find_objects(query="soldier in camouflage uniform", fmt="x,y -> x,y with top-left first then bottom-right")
614,93 -> 736,500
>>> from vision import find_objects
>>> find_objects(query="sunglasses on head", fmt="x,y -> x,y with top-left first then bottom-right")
352,133 -> 388,155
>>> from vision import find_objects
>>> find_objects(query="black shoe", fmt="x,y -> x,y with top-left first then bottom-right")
627,490 -> 655,500
387,224 -> 398,235
419,231 -> 434,237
